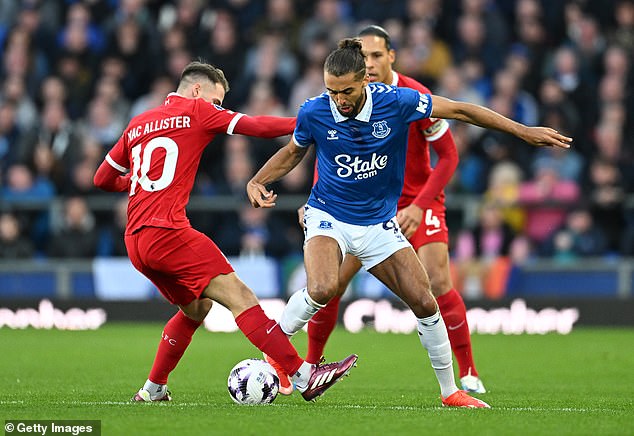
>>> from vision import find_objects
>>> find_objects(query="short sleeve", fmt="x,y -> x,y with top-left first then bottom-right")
292,102 -> 314,148
398,88 -> 433,125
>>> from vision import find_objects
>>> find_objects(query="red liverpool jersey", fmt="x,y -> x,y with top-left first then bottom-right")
394,73 -> 452,210
106,93 -> 244,234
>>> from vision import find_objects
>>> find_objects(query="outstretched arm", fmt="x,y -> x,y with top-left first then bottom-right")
430,95 -> 572,148
232,115 -> 296,138
246,138 -> 309,208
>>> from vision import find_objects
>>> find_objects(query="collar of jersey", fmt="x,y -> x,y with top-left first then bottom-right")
164,92 -> 183,104
329,86 -> 373,123
390,70 -> 399,86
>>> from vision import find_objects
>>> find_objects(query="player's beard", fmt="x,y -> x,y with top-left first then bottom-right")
337,92 -> 366,118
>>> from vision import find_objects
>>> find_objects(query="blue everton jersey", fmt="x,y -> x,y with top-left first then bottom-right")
293,83 -> 433,225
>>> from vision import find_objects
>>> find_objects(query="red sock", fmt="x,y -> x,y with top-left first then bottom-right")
437,289 -> 478,378
149,311 -> 202,385
235,305 -> 304,375
306,295 -> 341,364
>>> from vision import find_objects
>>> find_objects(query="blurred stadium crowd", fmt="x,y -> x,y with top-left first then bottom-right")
0,0 -> 633,270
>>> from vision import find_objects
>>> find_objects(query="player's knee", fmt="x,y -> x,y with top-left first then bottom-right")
429,274 -> 452,298
409,293 -> 439,319
309,281 -> 338,305
180,298 -> 212,322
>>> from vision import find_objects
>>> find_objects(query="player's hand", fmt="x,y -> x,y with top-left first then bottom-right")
297,205 -> 306,229
521,127 -> 572,149
396,204 -> 423,238
246,180 -> 277,208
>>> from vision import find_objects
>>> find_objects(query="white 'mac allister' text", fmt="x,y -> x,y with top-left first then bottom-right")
128,116 -> 191,142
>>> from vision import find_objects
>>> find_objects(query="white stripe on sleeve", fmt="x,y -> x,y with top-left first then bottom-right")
292,134 -> 311,148
106,154 -> 128,172
226,113 -> 245,135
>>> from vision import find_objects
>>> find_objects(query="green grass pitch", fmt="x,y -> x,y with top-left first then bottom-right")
1,324 -> 633,435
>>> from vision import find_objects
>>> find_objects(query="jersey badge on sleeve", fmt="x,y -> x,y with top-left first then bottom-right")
416,93 -> 430,114
372,120 -> 391,139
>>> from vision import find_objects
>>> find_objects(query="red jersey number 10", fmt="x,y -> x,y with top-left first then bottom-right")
129,137 -> 179,196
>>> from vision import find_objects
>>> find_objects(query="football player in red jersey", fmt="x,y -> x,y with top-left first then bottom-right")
296,25 -> 486,394
93,61 -> 357,402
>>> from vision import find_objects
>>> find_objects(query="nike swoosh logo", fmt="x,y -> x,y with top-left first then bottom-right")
426,228 -> 442,236
266,323 -> 278,334
447,320 -> 465,331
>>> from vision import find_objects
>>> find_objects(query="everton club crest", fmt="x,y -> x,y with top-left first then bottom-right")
372,120 -> 391,138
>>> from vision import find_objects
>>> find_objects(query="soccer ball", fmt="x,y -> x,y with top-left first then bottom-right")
227,358 -> 280,404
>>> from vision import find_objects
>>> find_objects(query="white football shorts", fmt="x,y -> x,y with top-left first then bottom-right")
303,205 -> 412,270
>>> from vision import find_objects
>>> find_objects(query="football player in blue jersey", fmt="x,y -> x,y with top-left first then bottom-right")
247,38 -> 571,408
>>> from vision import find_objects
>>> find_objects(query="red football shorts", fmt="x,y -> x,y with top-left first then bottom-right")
406,201 -> 449,250
125,226 -> 234,306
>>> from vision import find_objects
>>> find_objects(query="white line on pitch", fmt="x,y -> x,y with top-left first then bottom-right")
58,401 -> 615,413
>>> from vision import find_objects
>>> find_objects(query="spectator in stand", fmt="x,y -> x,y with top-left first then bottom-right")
491,68 -> 538,127
482,161 -> 524,233
531,145 -> 583,184
594,122 -> 629,168
299,0 -> 352,49
0,211 -> 34,259
54,52 -> 94,119
1,26 -> 49,94
156,0 -> 207,46
454,201 -> 516,299
38,75 -> 67,107
197,10 -> 244,107
401,20 -> 452,87
2,164 -> 55,253
104,18 -> 155,100
18,100 -> 83,193
81,96 -> 125,149
447,122 -> 488,194
288,63 -> 327,112
48,196 -> 98,258
537,78 -> 581,147
129,75 -> 174,118
2,163 -> 55,202
216,146 -> 255,197
251,0 -> 302,53
513,0 -> 549,96
1,74 -> 38,131
609,0 -> 634,52
452,13 -> 502,75
97,196 -> 129,257
585,157 -> 625,254
164,47 -> 193,85
216,203 -> 292,259
240,28 -> 299,105
543,207 -> 607,262
57,2 -> 106,56
0,100 -> 22,175
547,45 -> 598,132
435,65 -> 486,140
518,164 -> 580,248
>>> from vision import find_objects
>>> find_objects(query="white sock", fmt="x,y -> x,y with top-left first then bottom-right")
143,379 -> 166,399
291,361 -> 314,391
417,311 -> 459,399
280,287 -> 325,336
